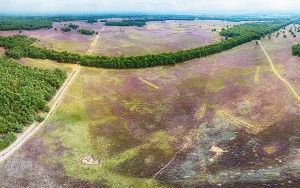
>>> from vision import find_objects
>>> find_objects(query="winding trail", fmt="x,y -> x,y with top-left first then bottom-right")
0,65 -> 81,164
258,41 -> 300,102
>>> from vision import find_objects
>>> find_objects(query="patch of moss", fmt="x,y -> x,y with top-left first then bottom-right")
150,131 -> 175,156
89,120 -> 142,156
50,75 -> 88,124
207,79 -> 224,93
20,58 -> 74,74
113,144 -> 174,179
219,66 -> 257,78
121,97 -> 153,115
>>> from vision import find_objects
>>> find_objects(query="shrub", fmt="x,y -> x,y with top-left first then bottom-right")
79,29 -> 95,35
61,27 -> 71,32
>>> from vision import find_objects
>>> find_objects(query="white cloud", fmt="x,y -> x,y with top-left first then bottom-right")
1,0 -> 300,13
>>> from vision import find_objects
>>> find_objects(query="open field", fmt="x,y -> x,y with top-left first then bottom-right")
88,20 -> 230,56
0,20 -> 238,56
259,25 -> 300,95
18,58 -> 74,75
0,23 -> 299,187
0,21 -> 96,54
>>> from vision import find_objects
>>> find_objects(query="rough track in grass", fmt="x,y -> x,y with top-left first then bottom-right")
0,65 -> 81,164
138,77 -> 160,90
259,41 -> 300,102
86,27 -> 104,55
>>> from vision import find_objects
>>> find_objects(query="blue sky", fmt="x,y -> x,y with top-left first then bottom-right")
1,0 -> 300,13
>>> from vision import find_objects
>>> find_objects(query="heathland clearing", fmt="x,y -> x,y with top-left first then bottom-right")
0,25 -> 299,187
0,20 -> 236,56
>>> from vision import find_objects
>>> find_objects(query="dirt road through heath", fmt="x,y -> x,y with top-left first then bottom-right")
259,41 -> 300,102
0,65 -> 81,163
0,26 -> 107,163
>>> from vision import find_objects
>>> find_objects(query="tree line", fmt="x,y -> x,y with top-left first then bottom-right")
0,57 -> 66,150
0,22 -> 289,69
105,21 -> 146,27
61,23 -> 80,32
0,15 -> 196,31
0,14 -> 292,31
61,27 -> 72,32
0,17 -> 53,31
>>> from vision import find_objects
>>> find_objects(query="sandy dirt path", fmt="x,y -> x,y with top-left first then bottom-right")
259,41 -> 300,102
0,27 -> 105,163
0,65 -> 81,163
0,24 -> 160,172
138,77 -> 160,90
86,27 -> 105,55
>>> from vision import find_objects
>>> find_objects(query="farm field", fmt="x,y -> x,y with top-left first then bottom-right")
0,20 -> 235,56
0,24 -> 299,188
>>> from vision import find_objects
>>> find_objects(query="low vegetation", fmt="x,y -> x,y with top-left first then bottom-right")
0,57 -> 66,150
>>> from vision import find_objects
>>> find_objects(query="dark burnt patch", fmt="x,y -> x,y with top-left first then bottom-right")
113,146 -> 174,179
89,120 -> 141,156
208,114 -> 300,173
22,137 -> 47,161
58,177 -> 107,188
219,178 -> 300,188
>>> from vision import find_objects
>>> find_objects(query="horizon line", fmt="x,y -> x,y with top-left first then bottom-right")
0,10 -> 300,16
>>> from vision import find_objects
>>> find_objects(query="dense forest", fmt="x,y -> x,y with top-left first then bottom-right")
0,22 -> 289,69
0,14 -> 292,31
292,44 -> 300,56
0,15 -> 196,30
105,21 -> 146,27
0,16 -> 53,31
0,57 -> 66,150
